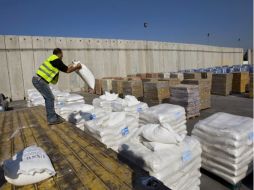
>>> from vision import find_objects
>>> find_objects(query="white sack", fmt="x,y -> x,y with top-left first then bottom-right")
65,94 -> 84,102
3,146 -> 56,186
140,104 -> 186,126
142,124 -> 185,144
193,112 -> 253,141
75,63 -> 95,89
119,136 -> 201,173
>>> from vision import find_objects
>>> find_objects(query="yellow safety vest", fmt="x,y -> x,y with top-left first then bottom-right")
36,55 -> 59,84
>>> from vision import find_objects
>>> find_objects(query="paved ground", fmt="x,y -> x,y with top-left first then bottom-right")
7,94 -> 254,190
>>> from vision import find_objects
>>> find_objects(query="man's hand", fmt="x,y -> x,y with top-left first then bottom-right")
76,63 -> 82,70
66,63 -> 82,73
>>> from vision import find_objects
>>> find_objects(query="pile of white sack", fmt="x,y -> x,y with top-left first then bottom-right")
111,95 -> 148,118
119,131 -> 202,190
92,92 -> 120,112
93,92 -> 148,117
192,112 -> 253,185
139,104 -> 187,136
55,103 -> 94,130
26,88 -> 84,107
26,89 -> 45,107
83,109 -> 140,151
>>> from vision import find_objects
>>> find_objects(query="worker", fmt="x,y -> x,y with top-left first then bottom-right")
32,48 -> 82,125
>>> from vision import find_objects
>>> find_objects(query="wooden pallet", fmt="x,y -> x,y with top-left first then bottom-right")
200,106 -> 211,111
187,114 -> 200,120
201,168 -> 243,190
0,106 -> 161,190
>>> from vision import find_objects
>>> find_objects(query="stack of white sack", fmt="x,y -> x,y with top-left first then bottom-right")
192,112 -> 254,185
92,91 -> 120,112
118,131 -> 202,190
60,93 -> 84,105
83,109 -> 140,151
26,89 -> 44,107
139,104 -> 187,136
55,103 -> 94,129
52,88 -> 84,105
26,88 -> 84,107
111,95 -> 148,118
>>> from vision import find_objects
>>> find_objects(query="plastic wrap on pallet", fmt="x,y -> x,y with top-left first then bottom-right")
119,135 -> 202,190
192,112 -> 253,184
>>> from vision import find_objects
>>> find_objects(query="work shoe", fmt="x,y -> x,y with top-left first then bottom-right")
48,117 -> 65,125
56,114 -> 65,121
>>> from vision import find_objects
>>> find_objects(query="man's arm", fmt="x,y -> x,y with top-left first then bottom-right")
51,59 -> 81,73
66,63 -> 82,73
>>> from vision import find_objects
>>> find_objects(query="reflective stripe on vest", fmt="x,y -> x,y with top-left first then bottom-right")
36,55 -> 60,84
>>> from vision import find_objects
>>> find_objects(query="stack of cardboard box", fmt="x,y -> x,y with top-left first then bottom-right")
182,79 -> 211,110
158,79 -> 181,96
183,72 -> 202,80
95,79 -> 102,95
232,72 -> 249,93
170,84 -> 200,119
112,79 -> 126,97
123,80 -> 143,98
249,73 -> 253,98
211,74 -> 233,96
143,81 -> 169,106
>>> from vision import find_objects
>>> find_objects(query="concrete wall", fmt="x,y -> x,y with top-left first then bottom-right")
0,35 -> 243,100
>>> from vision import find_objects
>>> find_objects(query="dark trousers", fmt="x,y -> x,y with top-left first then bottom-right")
32,75 -> 57,122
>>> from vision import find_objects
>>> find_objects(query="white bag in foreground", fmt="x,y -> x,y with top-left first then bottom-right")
75,62 -> 95,89
3,146 -> 56,186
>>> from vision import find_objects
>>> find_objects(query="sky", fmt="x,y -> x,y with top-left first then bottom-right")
0,0 -> 253,50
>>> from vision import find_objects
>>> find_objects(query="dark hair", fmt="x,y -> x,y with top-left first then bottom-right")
53,48 -> 62,55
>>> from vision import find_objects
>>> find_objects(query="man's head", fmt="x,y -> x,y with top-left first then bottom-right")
53,48 -> 63,60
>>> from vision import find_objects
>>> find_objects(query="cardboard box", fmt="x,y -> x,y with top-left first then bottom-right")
146,73 -> 159,78
232,72 -> 249,93
170,84 -> 200,118
143,81 -> 169,106
182,79 -> 211,110
95,79 -> 102,95
249,73 -> 253,98
158,78 -> 181,96
211,74 -> 233,96
136,73 -> 147,79
201,72 -> 213,80
183,72 -> 202,80
123,80 -> 143,98
112,79 -> 126,97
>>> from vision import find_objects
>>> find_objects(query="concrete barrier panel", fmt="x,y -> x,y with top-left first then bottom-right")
19,36 -> 35,92
118,40 -> 127,76
0,36 -> 11,98
66,38 -> 82,92
55,37 -> 70,91
146,41 -> 154,72
32,36 -> 46,71
137,41 -> 146,73
101,39 -> 111,77
4,36 -> 24,100
125,41 -> 132,74
72,38 -> 87,89
44,37 -> 56,57
110,40 -> 120,76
